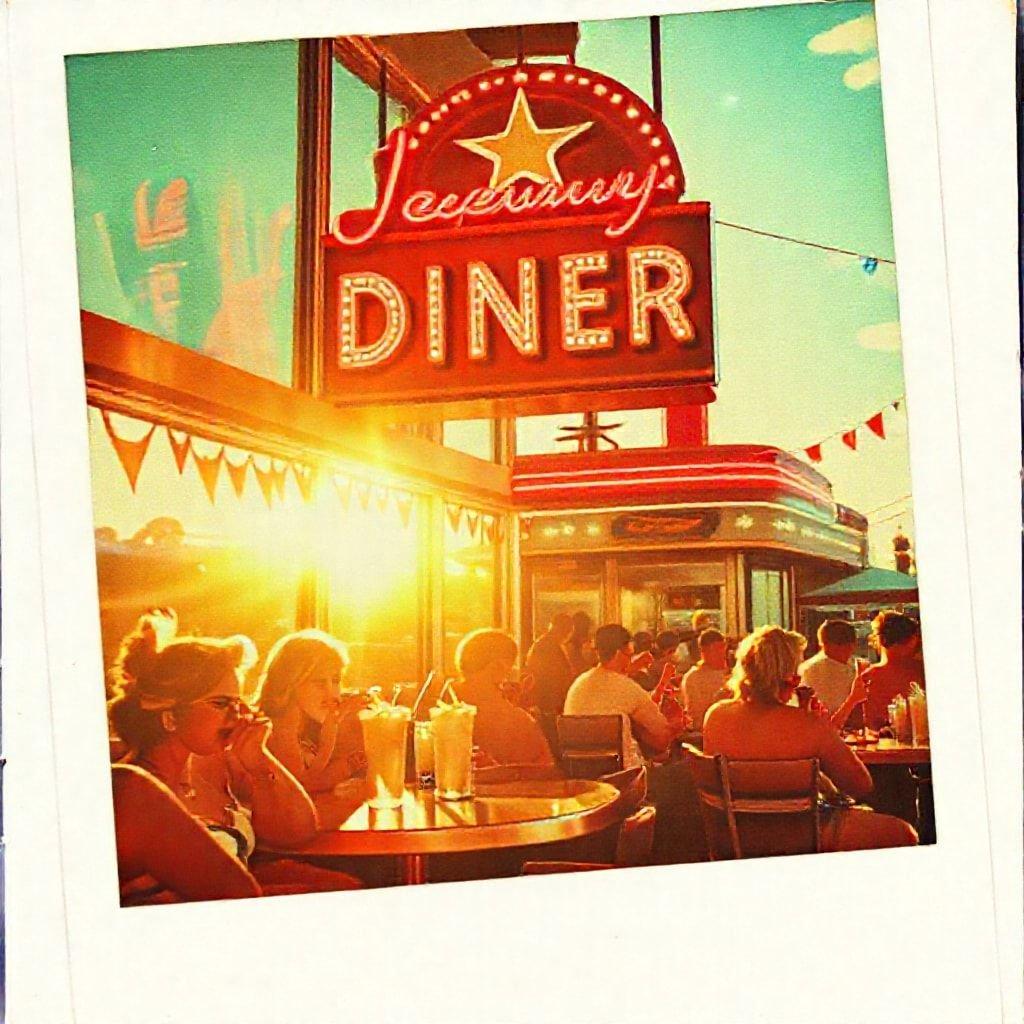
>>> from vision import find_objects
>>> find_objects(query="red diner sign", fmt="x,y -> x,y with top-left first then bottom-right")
323,64 -> 716,418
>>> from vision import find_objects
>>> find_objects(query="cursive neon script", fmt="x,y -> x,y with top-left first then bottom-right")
331,127 -> 663,247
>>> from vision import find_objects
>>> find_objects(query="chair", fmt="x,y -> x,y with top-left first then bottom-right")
521,804 -> 657,874
682,746 -> 821,860
556,714 -> 626,778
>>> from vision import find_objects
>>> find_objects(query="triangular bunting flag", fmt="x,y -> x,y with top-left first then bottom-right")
841,429 -> 858,451
495,517 -> 506,544
193,447 -> 225,503
466,511 -> 480,539
293,463 -> 315,503
271,461 -> 287,501
804,444 -> 823,464
356,480 -> 373,512
866,411 -> 886,440
395,491 -> 414,528
483,516 -> 495,544
167,429 -> 192,474
374,485 -> 390,514
893,399 -> 902,412
225,453 -> 252,498
446,503 -> 464,532
333,475 -> 353,511
102,410 -> 157,492
253,461 -> 276,508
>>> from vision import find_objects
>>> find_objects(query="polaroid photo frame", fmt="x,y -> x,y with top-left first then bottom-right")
1,1 -> 1009,1022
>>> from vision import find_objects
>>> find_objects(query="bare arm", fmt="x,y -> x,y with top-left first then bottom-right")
630,693 -> 676,754
112,766 -> 260,902
831,667 -> 869,731
814,720 -> 873,800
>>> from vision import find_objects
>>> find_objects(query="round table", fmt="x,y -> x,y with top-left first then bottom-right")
846,739 -> 931,766
290,775 -> 631,884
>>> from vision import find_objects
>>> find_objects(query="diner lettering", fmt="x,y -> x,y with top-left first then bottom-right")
336,244 -> 697,369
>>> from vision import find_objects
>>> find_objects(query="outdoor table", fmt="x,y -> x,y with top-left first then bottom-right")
846,738 -> 931,766
284,774 -> 632,884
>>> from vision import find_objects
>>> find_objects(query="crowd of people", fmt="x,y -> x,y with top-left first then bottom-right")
105,604 -> 924,904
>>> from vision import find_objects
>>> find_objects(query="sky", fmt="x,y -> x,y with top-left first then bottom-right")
576,3 -> 914,565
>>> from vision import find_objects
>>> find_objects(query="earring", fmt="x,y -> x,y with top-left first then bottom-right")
161,710 -> 177,733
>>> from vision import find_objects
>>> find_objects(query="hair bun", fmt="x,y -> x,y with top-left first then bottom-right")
117,609 -> 179,686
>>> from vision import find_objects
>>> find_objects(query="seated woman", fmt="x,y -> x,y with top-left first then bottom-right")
253,629 -> 368,794
455,629 -> 555,767
109,610 -> 360,901
702,626 -> 917,853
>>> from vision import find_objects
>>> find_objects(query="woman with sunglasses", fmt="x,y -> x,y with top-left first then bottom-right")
109,610 -> 358,903
253,630 -> 368,794
702,625 -> 917,852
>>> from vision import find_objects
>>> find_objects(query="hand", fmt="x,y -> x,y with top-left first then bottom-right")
849,669 -> 869,706
227,716 -> 273,772
472,746 -> 500,769
631,651 -> 655,671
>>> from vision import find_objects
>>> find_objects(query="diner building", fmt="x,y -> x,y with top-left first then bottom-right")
70,26 -> 868,690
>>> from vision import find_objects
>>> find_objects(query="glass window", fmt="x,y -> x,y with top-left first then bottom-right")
89,408 -> 304,689
618,561 -> 726,636
750,568 -> 791,629
442,508 -> 499,673
67,42 -> 299,384
529,565 -> 603,643
442,420 -> 494,461
515,408 -> 666,455
331,62 -> 407,221
326,482 -> 422,690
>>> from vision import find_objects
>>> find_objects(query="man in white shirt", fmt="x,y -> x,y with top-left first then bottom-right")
798,619 -> 858,714
564,624 -> 677,768
681,628 -> 730,730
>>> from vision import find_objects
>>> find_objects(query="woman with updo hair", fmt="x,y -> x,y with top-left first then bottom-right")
109,610 -> 359,903
253,630 -> 368,793
702,625 -> 917,853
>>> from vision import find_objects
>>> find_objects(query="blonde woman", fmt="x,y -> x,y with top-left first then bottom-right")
702,625 -> 917,853
109,610 -> 359,902
253,630 -> 368,794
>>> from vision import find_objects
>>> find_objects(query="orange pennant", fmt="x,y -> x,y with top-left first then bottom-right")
253,461 -> 276,507
466,511 -> 480,539
102,410 -> 157,492
193,447 -> 224,503
395,491 -> 414,528
446,503 -> 463,532
356,480 -> 372,512
334,475 -> 353,511
167,429 -> 192,474
293,463 -> 315,503
271,461 -> 287,501
225,454 -> 252,498
483,515 -> 495,544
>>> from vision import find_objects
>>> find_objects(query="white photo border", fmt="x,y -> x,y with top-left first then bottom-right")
2,1 -> 1007,1022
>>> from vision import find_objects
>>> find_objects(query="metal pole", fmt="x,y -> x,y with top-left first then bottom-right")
650,16 -> 663,117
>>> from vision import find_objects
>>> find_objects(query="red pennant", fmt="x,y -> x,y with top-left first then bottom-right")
167,429 -> 192,474
253,461 -> 276,507
866,411 -> 886,440
466,511 -> 480,539
333,475 -> 353,511
292,463 -> 315,503
193,447 -> 224,503
356,481 -> 372,512
395,491 -> 414,528
270,461 -> 287,501
225,453 -> 251,498
446,503 -> 463,532
841,429 -> 858,451
102,411 -> 157,492
804,444 -> 823,464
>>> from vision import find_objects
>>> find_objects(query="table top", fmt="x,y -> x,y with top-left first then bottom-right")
845,737 -> 931,765
292,775 -> 629,857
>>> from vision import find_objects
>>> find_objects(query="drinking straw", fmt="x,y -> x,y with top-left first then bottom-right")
411,670 -> 436,717
391,684 -> 402,707
441,679 -> 460,704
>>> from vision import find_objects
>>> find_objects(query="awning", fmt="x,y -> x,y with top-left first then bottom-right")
798,566 -> 919,606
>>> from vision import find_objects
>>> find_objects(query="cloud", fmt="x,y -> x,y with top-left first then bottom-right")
843,57 -> 881,91
857,322 -> 902,352
808,14 -> 877,55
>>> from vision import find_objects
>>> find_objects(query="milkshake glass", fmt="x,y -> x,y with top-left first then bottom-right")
359,703 -> 411,809
430,702 -> 476,801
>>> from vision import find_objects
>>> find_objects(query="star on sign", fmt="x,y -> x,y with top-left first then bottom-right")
455,88 -> 593,192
